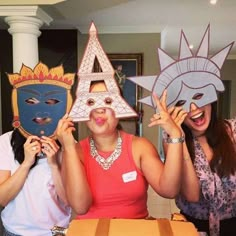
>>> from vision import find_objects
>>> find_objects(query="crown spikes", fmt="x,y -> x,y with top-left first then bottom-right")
158,48 -> 175,71
128,75 -> 156,91
127,24 -> 234,113
139,96 -> 153,107
8,62 -> 75,88
179,30 -> 193,59
211,42 -> 234,69
196,24 -> 210,57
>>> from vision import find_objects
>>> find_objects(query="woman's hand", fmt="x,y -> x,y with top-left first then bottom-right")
40,136 -> 60,167
148,90 -> 185,137
55,113 -> 76,150
23,136 -> 41,167
168,105 -> 187,129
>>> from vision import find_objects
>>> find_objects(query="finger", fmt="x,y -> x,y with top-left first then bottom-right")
160,90 -> 167,110
26,144 -> 40,156
178,109 -> 187,116
48,142 -> 59,153
25,139 -> 40,151
62,113 -> 74,122
152,113 -> 161,120
56,120 -> 74,139
41,138 -> 59,153
62,113 -> 69,119
178,111 -> 188,121
42,143 -> 58,156
42,145 -> 51,156
148,112 -> 164,126
25,136 -> 40,145
31,146 -> 38,152
152,93 -> 164,113
57,117 -> 66,130
171,106 -> 183,119
60,118 -> 74,130
57,114 -> 72,130
168,106 -> 175,115
148,120 -> 160,127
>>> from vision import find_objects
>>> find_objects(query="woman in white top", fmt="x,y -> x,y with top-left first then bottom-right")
0,130 -> 70,236
0,62 -> 91,236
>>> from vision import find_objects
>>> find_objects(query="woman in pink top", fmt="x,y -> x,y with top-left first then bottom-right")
56,82 -> 186,219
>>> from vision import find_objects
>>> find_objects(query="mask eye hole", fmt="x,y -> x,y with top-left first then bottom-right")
193,93 -> 203,100
104,97 -> 113,105
175,100 -> 186,107
87,98 -> 95,106
25,98 -> 40,105
45,99 -> 60,105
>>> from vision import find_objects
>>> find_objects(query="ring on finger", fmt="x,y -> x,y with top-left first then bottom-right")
156,113 -> 161,120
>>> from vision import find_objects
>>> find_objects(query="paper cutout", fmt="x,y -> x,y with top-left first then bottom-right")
128,25 -> 234,112
69,22 -> 137,122
8,62 -> 75,138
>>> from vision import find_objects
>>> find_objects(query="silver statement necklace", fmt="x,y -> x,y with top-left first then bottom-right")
90,131 -> 122,170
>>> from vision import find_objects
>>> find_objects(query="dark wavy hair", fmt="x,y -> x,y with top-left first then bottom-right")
11,129 -> 38,169
182,102 -> 236,177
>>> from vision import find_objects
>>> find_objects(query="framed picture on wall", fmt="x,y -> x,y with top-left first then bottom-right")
107,53 -> 143,111
108,53 -> 143,136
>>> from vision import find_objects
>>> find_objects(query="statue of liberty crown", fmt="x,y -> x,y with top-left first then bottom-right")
128,25 -> 234,109
8,62 -> 75,89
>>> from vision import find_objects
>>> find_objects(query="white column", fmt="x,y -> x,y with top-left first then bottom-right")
5,16 -> 43,72
0,6 -> 53,73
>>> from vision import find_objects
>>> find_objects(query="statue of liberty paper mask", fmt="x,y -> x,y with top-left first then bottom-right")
8,62 -> 75,138
69,22 -> 137,121
128,25 -> 234,112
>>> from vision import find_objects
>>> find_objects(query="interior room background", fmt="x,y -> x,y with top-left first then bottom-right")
0,29 -> 236,222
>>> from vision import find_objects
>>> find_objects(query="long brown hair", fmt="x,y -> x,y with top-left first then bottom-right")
182,102 -> 236,177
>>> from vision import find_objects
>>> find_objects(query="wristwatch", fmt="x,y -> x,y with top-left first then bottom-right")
165,136 -> 185,144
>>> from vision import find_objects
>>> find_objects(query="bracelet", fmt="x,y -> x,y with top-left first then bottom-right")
165,136 -> 185,144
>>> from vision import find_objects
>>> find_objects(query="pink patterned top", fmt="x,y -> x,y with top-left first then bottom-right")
176,118 -> 236,236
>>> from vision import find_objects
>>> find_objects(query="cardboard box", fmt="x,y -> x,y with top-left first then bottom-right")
66,218 -> 199,236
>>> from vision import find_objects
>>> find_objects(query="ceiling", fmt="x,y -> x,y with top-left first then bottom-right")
1,0 -> 236,56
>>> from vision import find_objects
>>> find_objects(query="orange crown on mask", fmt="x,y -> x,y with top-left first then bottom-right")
8,62 -> 75,89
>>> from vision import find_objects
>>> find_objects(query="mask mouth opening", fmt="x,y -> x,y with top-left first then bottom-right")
32,117 -> 52,125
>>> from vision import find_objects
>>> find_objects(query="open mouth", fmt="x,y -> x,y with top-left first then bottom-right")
190,112 -> 205,125
32,117 -> 52,125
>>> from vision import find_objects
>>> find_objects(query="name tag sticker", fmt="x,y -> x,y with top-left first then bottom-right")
122,171 -> 137,183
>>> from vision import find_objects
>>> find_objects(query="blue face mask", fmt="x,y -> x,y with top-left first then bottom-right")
17,84 -> 67,137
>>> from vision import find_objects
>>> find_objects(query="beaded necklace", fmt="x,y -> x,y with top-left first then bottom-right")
90,131 -> 122,170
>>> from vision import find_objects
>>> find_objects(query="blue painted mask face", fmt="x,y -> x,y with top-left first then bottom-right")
17,84 -> 67,137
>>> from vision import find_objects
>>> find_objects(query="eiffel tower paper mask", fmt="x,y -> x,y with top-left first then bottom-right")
128,25 -> 234,112
69,22 -> 137,122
